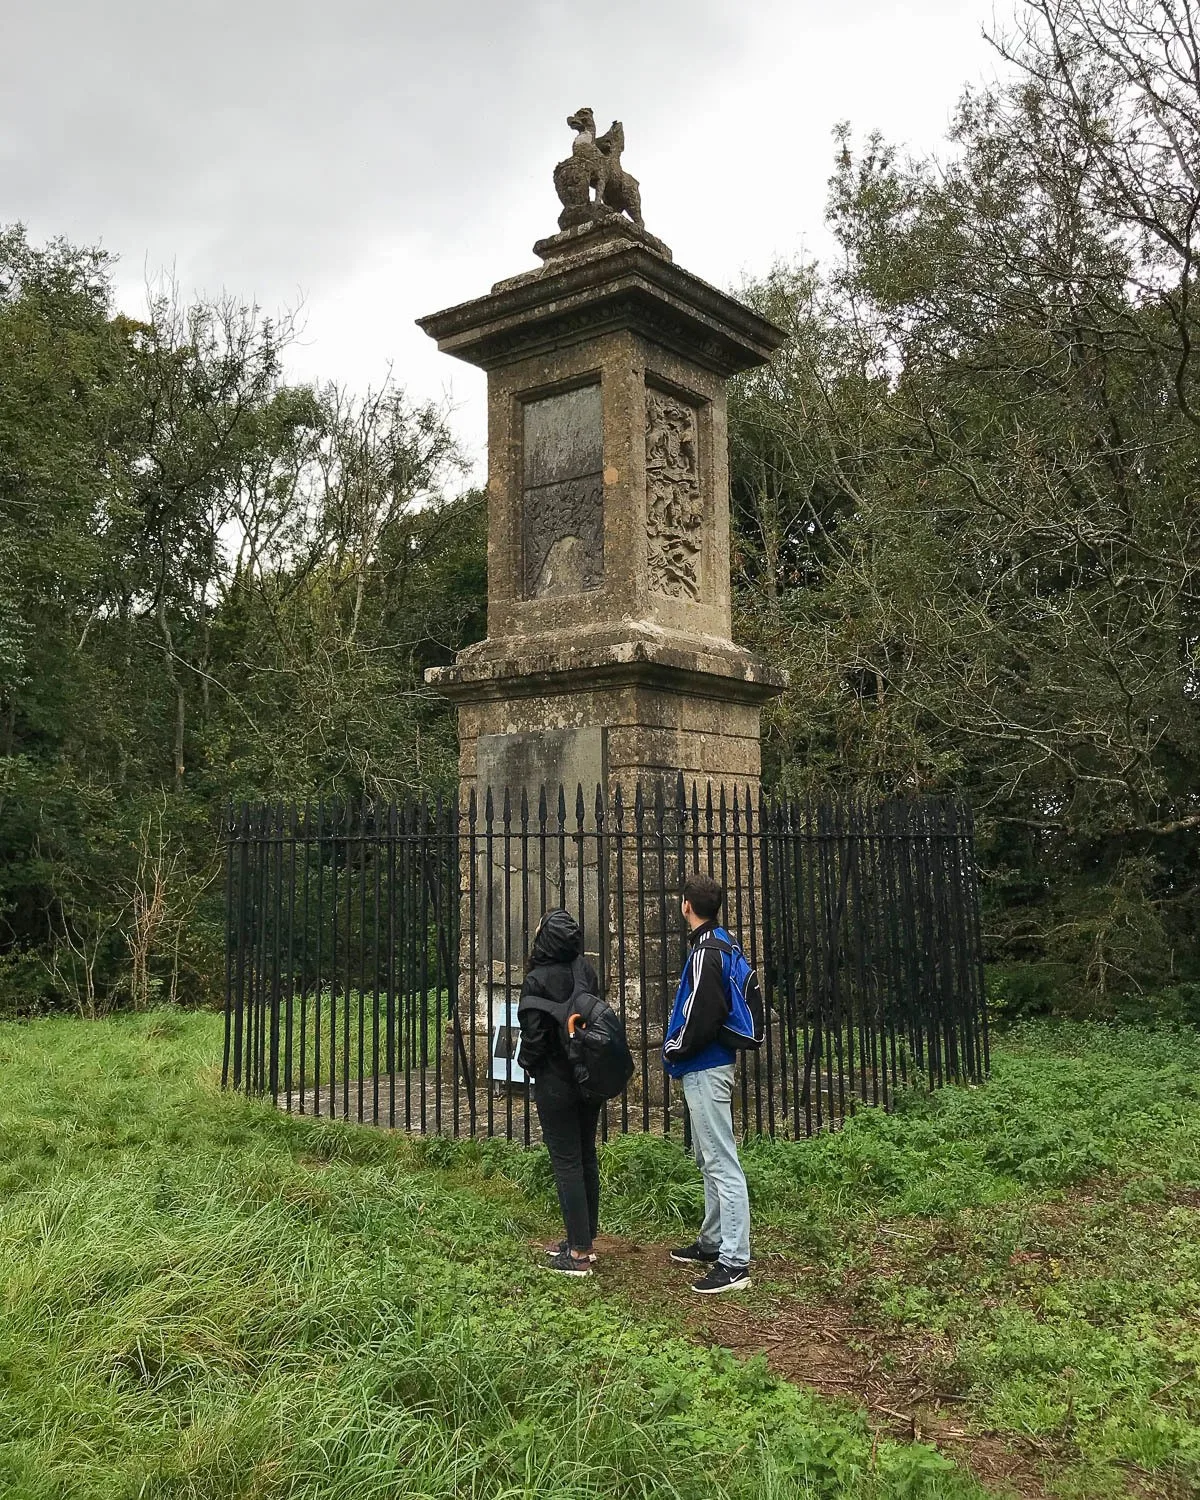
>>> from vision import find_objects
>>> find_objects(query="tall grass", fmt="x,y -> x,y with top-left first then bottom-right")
233,985 -> 451,1097
426,1021 -> 1200,1496
0,1011 -> 982,1499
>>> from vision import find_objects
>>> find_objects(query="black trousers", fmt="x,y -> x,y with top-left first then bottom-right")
535,1072 -> 602,1252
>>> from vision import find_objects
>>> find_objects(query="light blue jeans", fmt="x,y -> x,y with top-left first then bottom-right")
682,1063 -> 750,1268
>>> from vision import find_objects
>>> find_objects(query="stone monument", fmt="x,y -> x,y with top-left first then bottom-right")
419,111 -> 787,813
419,113 -> 785,1092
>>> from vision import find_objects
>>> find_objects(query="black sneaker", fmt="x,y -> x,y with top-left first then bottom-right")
670,1241 -> 720,1265
542,1248 -> 594,1278
692,1262 -> 751,1294
544,1240 -> 597,1263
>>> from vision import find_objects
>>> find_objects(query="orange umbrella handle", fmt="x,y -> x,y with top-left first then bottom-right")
567,1012 -> 584,1037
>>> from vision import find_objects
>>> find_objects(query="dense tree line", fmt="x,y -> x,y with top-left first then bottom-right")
0,231 -> 484,1013
730,0 -> 1200,1015
3,0 -> 1197,1017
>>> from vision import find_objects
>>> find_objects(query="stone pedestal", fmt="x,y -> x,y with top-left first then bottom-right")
419,214 -> 785,1058
419,215 -> 786,796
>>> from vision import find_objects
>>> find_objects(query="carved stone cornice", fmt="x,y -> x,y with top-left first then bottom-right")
417,244 -> 785,376
425,631 -> 788,707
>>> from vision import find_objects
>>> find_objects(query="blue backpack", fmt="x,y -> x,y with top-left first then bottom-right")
703,931 -> 766,1051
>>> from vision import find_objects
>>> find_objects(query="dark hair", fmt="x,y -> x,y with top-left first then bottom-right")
682,872 -> 723,921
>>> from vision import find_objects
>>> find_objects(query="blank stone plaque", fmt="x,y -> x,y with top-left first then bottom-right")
522,384 -> 604,598
474,728 -> 607,976
477,727 -> 607,818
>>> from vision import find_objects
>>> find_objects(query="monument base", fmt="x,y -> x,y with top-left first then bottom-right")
428,627 -> 781,1041
428,623 -> 785,798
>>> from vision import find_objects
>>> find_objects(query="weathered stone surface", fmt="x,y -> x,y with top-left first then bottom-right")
476,727 -> 607,815
532,217 -> 672,266
462,333 -> 734,646
646,390 -> 703,599
448,647 -> 772,795
419,121 -> 788,1024
553,108 -> 643,232
416,238 -> 784,377
472,727 -> 607,995
522,385 -> 604,597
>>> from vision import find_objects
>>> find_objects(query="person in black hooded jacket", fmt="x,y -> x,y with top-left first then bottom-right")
517,908 -> 602,1277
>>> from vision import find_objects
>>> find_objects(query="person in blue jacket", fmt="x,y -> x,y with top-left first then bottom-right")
662,871 -> 751,1293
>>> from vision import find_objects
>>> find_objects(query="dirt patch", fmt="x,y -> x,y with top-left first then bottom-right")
580,1235 -> 1057,1500
529,1178 -> 1196,1498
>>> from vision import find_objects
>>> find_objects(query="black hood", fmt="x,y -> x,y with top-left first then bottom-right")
530,908 -> 582,966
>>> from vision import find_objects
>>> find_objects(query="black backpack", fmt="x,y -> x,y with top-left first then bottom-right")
519,957 -> 634,1101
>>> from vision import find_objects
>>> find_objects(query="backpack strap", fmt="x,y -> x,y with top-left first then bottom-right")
696,935 -> 748,970
515,993 -> 569,1022
692,936 -> 740,1006
518,959 -> 598,1026
568,955 -> 600,1023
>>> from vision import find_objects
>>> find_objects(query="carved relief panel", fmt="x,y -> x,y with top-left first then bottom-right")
522,384 -> 604,598
645,389 -> 702,599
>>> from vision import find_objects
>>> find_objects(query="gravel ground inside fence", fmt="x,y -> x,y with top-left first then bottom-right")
274,1068 -> 886,1142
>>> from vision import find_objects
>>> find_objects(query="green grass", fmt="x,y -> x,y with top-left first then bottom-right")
0,1010 -> 984,1500
235,986 -> 450,1092
1,1014 -> 1198,1497
402,1024 -> 1200,1497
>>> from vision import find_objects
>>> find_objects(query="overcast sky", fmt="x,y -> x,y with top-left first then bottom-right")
4,0 -> 1003,474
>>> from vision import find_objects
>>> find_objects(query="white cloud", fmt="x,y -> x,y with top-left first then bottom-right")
4,0 -> 1001,478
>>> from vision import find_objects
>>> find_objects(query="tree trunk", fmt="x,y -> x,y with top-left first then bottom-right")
156,588 -> 186,792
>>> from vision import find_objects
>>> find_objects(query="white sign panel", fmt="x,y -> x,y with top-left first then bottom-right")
490,1000 -> 526,1086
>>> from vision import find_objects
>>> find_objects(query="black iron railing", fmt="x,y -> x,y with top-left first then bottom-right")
223,782 -> 987,1140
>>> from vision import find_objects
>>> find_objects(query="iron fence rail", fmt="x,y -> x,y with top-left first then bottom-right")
223,781 -> 987,1140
